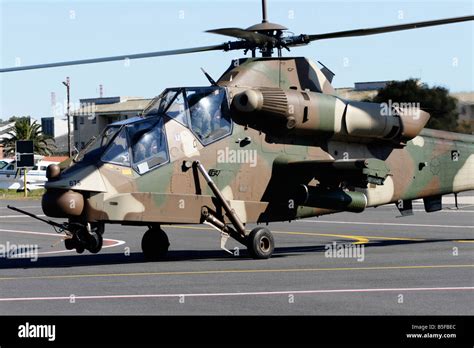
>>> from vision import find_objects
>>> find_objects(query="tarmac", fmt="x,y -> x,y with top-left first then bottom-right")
0,193 -> 473,315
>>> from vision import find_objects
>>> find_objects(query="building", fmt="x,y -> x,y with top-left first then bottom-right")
38,117 -> 69,155
71,96 -> 152,151
451,92 -> 474,133
40,117 -> 67,138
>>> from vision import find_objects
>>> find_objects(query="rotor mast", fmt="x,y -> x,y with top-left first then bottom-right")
261,0 -> 268,23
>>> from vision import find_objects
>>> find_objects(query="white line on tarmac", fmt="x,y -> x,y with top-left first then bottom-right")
0,228 -> 126,255
412,209 -> 474,213
0,214 -> 46,218
303,220 -> 473,229
0,286 -> 472,302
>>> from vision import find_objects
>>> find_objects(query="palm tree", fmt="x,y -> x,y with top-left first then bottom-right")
1,118 -> 56,156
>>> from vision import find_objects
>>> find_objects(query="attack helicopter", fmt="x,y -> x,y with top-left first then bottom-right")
3,1 -> 474,260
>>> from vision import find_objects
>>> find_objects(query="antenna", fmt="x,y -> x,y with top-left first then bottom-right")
200,68 -> 217,86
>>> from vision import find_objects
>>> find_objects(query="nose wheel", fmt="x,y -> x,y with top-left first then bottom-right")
142,226 -> 170,261
64,223 -> 104,254
247,227 -> 275,259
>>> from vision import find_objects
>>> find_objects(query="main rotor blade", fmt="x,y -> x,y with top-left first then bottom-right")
308,15 -> 474,41
0,44 -> 226,73
207,28 -> 276,45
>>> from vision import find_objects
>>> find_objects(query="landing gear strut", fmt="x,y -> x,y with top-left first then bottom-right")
142,226 -> 170,261
195,160 -> 275,259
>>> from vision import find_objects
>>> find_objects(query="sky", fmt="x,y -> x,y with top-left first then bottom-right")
0,0 -> 473,122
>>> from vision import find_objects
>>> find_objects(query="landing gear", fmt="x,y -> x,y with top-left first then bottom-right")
141,226 -> 170,261
194,161 -> 276,260
65,222 -> 104,254
247,226 -> 275,259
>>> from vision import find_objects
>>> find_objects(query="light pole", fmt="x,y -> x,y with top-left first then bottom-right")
62,77 -> 72,157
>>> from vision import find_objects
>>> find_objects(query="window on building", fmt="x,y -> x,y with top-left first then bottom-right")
91,116 -> 97,124
73,117 -> 78,130
80,117 -> 84,125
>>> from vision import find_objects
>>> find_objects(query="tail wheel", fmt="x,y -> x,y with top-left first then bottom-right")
247,226 -> 275,259
142,227 -> 170,261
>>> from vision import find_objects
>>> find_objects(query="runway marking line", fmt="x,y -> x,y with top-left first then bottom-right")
303,220 -> 473,229
0,264 -> 472,282
0,286 -> 473,302
0,228 -> 126,255
0,214 -> 47,219
166,225 -> 422,245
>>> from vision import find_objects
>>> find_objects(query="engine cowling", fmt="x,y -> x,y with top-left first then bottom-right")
231,87 -> 430,144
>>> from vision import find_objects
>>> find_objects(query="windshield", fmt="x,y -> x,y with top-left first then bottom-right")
74,126 -> 120,163
186,88 -> 231,144
147,87 -> 232,145
101,117 -> 169,174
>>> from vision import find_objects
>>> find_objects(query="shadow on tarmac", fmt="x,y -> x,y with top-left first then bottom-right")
1,237 -> 469,269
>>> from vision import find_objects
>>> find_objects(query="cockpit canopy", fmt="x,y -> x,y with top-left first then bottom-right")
145,86 -> 232,145
101,117 -> 168,174
74,86 -> 232,175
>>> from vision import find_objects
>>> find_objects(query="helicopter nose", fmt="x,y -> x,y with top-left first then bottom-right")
44,164 -> 107,192
42,189 -> 84,218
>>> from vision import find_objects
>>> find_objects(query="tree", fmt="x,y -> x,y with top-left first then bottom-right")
1,118 -> 56,156
8,116 -> 31,124
370,79 -> 460,132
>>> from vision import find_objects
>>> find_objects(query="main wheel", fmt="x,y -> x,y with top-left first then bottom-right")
247,227 -> 275,259
141,227 -> 170,261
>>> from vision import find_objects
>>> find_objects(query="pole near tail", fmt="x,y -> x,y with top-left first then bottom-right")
23,168 -> 27,198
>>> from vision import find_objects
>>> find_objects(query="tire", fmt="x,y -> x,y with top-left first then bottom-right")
247,227 -> 274,259
142,227 -> 170,261
64,238 -> 75,250
86,232 -> 103,254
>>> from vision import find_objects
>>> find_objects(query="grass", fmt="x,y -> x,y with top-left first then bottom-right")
0,188 -> 45,200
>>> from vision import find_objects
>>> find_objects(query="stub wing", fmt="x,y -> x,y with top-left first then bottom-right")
287,158 -> 390,188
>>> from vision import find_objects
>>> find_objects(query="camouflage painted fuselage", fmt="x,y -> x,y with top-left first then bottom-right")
43,57 -> 474,228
